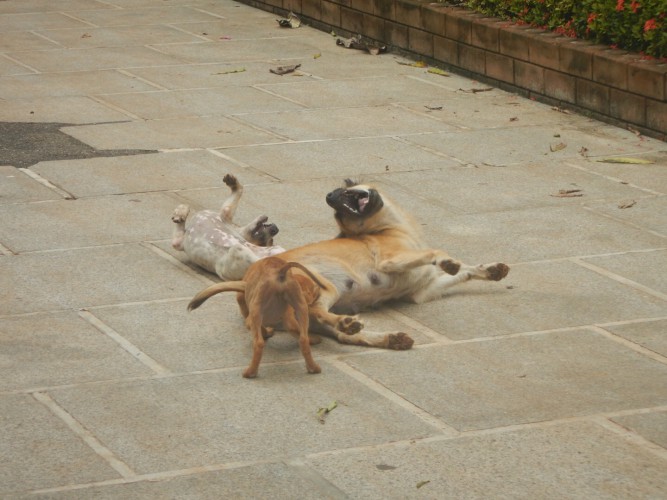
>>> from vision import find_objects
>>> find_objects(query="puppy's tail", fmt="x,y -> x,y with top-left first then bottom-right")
188,281 -> 246,311
278,262 -> 328,290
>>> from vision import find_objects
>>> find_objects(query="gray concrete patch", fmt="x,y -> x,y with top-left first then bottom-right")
342,330 -> 667,431
0,122 -> 155,169
309,421 -> 667,498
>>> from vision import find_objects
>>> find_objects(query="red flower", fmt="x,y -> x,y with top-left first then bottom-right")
644,18 -> 658,31
616,0 -> 625,11
587,12 -> 597,25
630,0 -> 640,13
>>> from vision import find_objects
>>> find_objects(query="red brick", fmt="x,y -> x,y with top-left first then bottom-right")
499,24 -> 529,61
321,1 -> 341,26
576,79 -> 609,114
515,60 -> 545,93
628,60 -> 666,101
528,31 -> 565,71
395,0 -> 422,29
593,50 -> 630,90
374,0 -> 394,20
386,20 -> 408,49
445,8 -> 472,45
365,14 -> 384,40
471,18 -> 500,53
559,40 -> 597,79
544,69 -> 576,103
434,35 -> 458,66
485,51 -> 514,82
458,44 -> 485,74
302,0 -> 321,19
284,0 -> 302,12
408,28 -> 433,57
646,99 -> 667,134
351,0 -> 374,14
422,4 -> 446,36
341,6 -> 364,33
609,89 -> 645,126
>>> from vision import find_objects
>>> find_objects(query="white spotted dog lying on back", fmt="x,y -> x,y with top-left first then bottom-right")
171,174 -> 285,281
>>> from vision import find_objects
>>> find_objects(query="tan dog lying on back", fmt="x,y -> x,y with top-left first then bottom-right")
189,179 -> 510,353
189,256 -> 327,378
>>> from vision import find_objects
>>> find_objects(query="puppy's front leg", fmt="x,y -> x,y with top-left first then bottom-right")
378,249 -> 461,275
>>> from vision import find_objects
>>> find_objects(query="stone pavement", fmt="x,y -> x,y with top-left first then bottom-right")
1,0 -> 666,497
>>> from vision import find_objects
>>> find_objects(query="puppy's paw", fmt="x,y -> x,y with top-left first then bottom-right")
338,316 -> 364,334
242,368 -> 258,379
306,363 -> 322,374
171,204 -> 190,223
438,259 -> 461,275
387,332 -> 414,350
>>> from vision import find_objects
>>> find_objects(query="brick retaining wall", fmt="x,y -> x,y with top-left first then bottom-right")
238,0 -> 667,141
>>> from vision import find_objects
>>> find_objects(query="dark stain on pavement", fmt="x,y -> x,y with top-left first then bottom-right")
0,122 -> 157,169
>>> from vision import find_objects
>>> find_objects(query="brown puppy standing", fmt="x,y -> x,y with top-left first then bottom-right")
188,256 -> 326,378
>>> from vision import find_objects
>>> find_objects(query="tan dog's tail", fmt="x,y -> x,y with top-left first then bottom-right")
278,262 -> 328,290
188,281 -> 246,311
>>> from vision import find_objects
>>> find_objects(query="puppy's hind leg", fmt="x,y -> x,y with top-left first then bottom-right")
243,313 -> 265,379
171,204 -> 190,250
220,174 -> 243,223
286,282 -> 321,374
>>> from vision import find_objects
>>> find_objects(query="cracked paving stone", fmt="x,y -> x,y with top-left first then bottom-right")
0,122 -> 156,168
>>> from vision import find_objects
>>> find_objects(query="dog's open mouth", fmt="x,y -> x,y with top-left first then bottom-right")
328,188 -> 374,216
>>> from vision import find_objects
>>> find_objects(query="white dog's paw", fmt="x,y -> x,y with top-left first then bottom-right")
171,204 -> 190,223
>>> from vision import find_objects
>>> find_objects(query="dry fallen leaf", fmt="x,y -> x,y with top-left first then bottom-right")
579,146 -> 589,156
416,480 -> 431,489
427,67 -> 450,77
550,188 -> 583,198
459,87 -> 493,93
550,142 -> 567,152
425,105 -> 443,111
597,157 -> 654,164
277,11 -> 301,28
398,60 -> 427,67
317,401 -> 338,423
313,53 -> 321,59
509,116 -> 519,122
376,464 -> 398,471
213,68 -> 246,75
618,200 -> 636,209
270,64 -> 301,75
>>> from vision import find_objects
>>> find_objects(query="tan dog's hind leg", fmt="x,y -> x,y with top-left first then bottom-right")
411,262 -> 510,303
220,174 -> 243,223
377,249 -> 462,275
285,281 -> 321,374
171,204 -> 190,250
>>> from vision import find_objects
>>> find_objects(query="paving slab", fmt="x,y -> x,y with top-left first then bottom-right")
1,96 -> 133,124
0,311 -> 150,392
0,0 -> 111,14
0,166 -> 63,204
612,411 -> 667,449
31,150 -> 271,197
0,192 -> 183,252
0,12 -> 91,32
36,25 -> 205,49
309,421 -> 667,498
392,261 -> 666,339
0,394 -> 118,494
48,366 -> 438,474
603,319 -> 667,358
0,245 -> 205,315
343,329 -> 667,430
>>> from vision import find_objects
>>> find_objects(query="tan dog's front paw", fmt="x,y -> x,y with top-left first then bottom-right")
487,263 -> 510,281
243,367 -> 258,378
387,332 -> 414,350
338,316 -> 364,334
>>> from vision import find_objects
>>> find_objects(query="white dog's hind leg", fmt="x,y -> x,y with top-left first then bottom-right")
171,204 -> 190,250
411,262 -> 510,303
214,244 -> 258,281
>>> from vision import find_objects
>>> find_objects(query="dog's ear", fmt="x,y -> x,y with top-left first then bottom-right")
344,178 -> 358,187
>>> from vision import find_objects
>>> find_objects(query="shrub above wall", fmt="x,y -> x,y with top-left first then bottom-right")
463,0 -> 666,59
